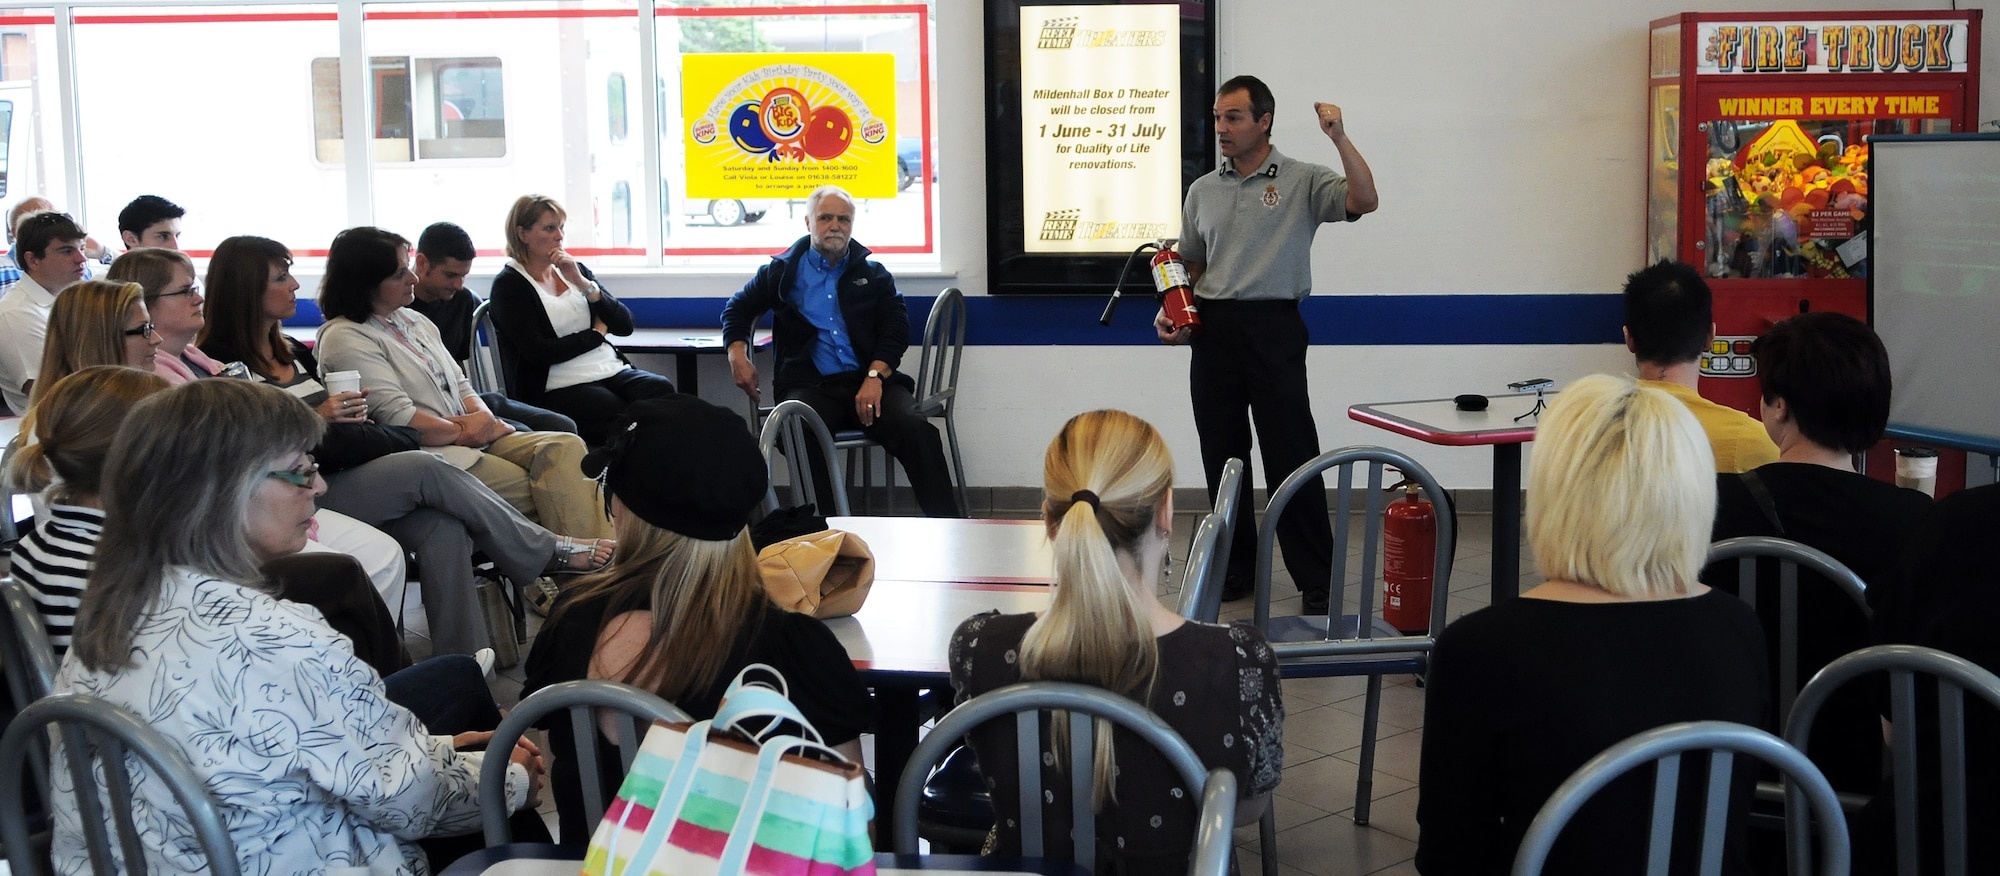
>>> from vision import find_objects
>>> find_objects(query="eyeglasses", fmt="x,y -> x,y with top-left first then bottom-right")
265,456 -> 321,488
122,322 -> 157,339
153,282 -> 202,300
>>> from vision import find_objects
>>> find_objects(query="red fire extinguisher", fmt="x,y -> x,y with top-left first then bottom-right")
1382,477 -> 1436,634
1152,245 -> 1201,335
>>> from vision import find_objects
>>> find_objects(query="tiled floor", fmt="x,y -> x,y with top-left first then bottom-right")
424,506 -> 1537,874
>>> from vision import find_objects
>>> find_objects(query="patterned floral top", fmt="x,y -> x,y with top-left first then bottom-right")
49,566 -> 527,875
948,611 -> 1284,873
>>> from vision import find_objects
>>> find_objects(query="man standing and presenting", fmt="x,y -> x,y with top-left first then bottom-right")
723,185 -> 961,518
1157,75 -> 1379,612
1622,259 -> 1779,472
0,211 -> 91,412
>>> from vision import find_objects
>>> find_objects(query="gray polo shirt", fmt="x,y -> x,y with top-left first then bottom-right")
1179,147 -> 1351,302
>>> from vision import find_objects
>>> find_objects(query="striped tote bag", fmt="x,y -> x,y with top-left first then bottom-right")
584,664 -> 876,876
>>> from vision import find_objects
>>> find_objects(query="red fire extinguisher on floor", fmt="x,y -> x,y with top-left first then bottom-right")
1382,475 -> 1437,634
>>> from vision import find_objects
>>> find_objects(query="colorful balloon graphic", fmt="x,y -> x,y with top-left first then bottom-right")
729,103 -> 773,154
803,105 -> 854,160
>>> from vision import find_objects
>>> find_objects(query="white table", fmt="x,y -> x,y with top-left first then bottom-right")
828,516 -> 1054,585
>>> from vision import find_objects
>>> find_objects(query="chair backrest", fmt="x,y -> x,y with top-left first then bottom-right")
1188,768 -> 1239,876
891,681 -> 1220,873
1178,458 -> 1244,623
757,399 -> 851,517
912,287 -> 966,412
1,435 -> 23,546
1784,644 -> 2000,876
1253,446 -> 1455,638
0,575 -> 57,712
1,693 -> 240,876
1511,720 -> 1849,876
468,299 -> 503,395
478,679 -> 690,845
1706,536 -> 1871,719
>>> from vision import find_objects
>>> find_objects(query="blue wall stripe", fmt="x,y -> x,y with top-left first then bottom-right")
290,293 -> 1623,347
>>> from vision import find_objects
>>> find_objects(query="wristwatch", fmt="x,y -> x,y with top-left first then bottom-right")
866,368 -> 886,381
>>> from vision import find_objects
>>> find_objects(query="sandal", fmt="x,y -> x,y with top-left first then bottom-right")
550,536 -> 615,574
525,577 -> 563,617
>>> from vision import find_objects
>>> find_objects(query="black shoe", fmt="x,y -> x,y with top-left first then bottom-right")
1220,573 -> 1253,602
1299,589 -> 1331,616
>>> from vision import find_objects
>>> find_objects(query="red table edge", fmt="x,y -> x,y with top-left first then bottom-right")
1348,400 -> 1538,446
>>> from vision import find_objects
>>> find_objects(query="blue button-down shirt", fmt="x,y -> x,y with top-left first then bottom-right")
792,248 -> 860,376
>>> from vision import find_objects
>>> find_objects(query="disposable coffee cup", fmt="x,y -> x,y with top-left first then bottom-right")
325,370 -> 361,396
1894,446 -> 1939,497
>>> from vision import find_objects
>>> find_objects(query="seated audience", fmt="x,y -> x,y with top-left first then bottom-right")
1416,374 -> 1767,875
105,247 -> 222,382
1622,260 -> 1779,472
195,234 -> 611,655
949,409 -> 1283,871
1853,482 -> 2000,873
487,195 -> 676,445
0,210 -> 91,411
116,194 -> 185,251
29,279 -> 159,392
522,395 -> 871,846
1708,311 -> 1930,792
313,226 -> 611,540
408,220 -> 577,434
50,378 -> 545,873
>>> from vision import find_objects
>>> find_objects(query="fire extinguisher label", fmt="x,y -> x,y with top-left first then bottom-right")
1153,260 -> 1190,291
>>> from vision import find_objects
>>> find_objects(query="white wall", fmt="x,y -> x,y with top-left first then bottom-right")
518,0 -> 2000,492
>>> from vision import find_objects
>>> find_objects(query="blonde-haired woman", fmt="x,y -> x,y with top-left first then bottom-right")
949,409 -> 1283,872
521,394 -> 870,845
28,279 -> 158,402
1415,374 -> 1768,875
486,194 -> 675,445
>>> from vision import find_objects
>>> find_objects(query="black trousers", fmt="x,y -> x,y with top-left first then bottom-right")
784,373 -> 961,518
1188,298 -> 1334,593
539,367 -> 680,446
484,392 -> 578,436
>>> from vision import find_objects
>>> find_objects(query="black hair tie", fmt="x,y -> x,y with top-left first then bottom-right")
1070,490 -> 1100,510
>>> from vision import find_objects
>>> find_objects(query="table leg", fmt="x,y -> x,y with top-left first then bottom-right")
674,352 -> 699,398
1491,443 -> 1522,602
872,678 -> 924,851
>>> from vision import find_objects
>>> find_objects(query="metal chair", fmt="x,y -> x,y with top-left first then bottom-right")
1,694 -> 240,876
1251,447 -> 1454,827
831,288 -> 968,515
759,399 -> 851,517
1511,720 -> 1848,876
1704,536 -> 1871,724
892,681 -> 1236,873
2,436 -> 25,547
1177,457 -> 1244,623
477,679 -> 690,845
467,299 -> 503,395
1,575 -> 57,709
1190,768 -> 1240,876
1784,644 -> 2000,876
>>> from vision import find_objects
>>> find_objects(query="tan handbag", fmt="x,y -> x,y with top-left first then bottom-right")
756,529 -> 875,618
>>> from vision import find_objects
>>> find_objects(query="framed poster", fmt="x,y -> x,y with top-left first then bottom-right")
985,0 -> 1215,294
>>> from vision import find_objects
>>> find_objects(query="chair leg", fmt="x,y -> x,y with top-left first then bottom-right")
945,413 -> 968,516
1355,674 -> 1383,824
1259,804 -> 1279,876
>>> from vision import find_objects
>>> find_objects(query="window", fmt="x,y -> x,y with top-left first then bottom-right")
0,99 -> 13,198
312,55 -> 505,163
612,180 -> 632,246
607,71 -> 628,142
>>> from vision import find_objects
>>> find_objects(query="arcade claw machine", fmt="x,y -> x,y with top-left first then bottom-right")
1646,10 -> 1980,414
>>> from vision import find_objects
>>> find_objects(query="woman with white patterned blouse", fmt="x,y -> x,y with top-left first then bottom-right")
51,379 -> 545,875
948,409 -> 1284,874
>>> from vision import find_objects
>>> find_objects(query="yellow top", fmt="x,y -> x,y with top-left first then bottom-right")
1641,379 -> 1781,474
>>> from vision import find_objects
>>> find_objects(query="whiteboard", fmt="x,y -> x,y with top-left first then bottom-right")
1869,135 -> 2000,447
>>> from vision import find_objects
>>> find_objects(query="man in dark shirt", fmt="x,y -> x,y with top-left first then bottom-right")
408,221 -> 576,435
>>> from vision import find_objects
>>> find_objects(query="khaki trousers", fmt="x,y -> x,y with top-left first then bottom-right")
466,430 -> 611,539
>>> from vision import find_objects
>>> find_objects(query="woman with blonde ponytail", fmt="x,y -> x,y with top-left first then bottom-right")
949,410 -> 1283,873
